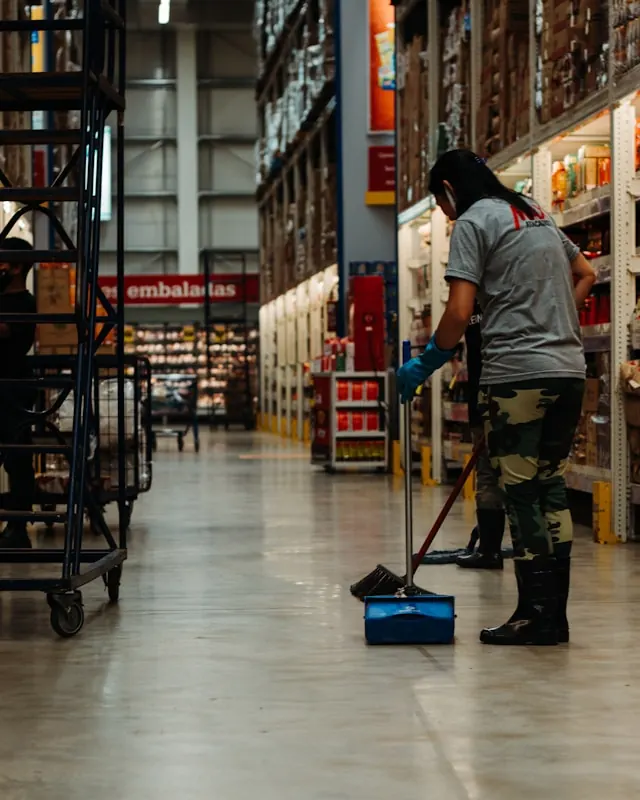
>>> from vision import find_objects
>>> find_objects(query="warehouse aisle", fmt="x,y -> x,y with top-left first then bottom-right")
0,432 -> 639,799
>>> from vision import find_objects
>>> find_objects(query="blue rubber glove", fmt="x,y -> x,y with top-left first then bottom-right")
396,335 -> 456,402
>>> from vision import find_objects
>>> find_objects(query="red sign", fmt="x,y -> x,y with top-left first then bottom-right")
98,274 -> 259,306
368,145 -> 396,192
369,0 -> 395,133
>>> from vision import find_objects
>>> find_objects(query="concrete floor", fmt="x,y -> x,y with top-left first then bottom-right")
0,432 -> 639,799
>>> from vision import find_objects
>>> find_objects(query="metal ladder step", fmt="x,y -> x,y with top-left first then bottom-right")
0,19 -> 84,32
0,444 -> 72,455
0,187 -> 77,204
0,312 -> 77,325
0,510 -> 67,524
0,72 -> 125,113
0,376 -> 75,389
0,249 -> 78,264
0,130 -> 82,146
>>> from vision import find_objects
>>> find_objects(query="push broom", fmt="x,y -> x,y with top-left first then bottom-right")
350,348 -> 483,601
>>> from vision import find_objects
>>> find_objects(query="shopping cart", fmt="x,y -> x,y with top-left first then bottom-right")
9,355 -> 154,535
150,373 -> 200,453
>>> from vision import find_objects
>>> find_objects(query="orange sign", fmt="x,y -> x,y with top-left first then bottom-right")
369,0 -> 396,133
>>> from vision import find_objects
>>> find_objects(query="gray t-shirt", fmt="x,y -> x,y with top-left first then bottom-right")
445,197 -> 586,385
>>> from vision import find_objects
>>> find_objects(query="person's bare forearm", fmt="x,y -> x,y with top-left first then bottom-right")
570,252 -> 596,310
435,306 -> 471,351
574,277 -> 596,310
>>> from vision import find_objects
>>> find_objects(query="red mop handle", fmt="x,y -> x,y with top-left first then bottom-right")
411,438 -> 485,575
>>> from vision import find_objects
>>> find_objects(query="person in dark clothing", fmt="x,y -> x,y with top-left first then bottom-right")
455,301 -> 506,570
0,237 -> 37,549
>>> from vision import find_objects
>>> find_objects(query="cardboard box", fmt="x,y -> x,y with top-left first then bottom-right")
36,265 -> 115,351
583,378 -> 600,413
36,265 -> 76,348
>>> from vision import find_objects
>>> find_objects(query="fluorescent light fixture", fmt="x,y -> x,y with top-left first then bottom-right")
158,0 -> 170,24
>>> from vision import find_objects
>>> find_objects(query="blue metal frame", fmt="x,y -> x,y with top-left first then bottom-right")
0,0 -> 128,634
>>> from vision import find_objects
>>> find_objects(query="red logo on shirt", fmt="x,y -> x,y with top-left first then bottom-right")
511,202 -> 546,230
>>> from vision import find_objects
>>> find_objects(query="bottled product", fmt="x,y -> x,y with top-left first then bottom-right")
552,160 -> 567,208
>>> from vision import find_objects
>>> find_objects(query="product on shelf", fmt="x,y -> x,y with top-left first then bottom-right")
439,1 -> 471,153
536,0 -> 608,125
124,323 -> 258,424
397,29 -> 429,210
256,1 -> 336,185
476,0 -> 529,156
612,0 -> 640,77
551,145 -> 611,209
310,372 -> 388,470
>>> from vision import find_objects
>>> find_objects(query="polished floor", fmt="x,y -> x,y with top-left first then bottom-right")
0,432 -> 639,799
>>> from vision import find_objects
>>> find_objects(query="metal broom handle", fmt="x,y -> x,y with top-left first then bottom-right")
402,340 -> 414,588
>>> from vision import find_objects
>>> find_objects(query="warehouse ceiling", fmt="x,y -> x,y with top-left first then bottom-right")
129,0 -> 255,30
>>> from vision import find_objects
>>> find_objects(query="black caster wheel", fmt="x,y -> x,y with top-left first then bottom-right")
48,592 -> 84,638
323,465 -> 336,475
104,565 -> 122,603
178,435 -> 184,452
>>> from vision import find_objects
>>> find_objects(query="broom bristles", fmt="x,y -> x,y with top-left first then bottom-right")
350,563 -> 431,601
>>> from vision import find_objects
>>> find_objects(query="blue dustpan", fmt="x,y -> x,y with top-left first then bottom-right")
364,341 -> 455,645
364,593 -> 455,645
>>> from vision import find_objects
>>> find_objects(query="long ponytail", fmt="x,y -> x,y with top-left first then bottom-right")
428,149 -> 535,218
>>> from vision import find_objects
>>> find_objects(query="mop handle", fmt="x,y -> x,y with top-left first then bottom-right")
402,340 -> 415,587
411,438 -> 484,575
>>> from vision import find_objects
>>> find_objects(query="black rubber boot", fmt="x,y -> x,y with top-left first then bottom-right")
480,557 -> 558,646
457,509 -> 505,570
0,523 -> 32,549
555,557 -> 570,643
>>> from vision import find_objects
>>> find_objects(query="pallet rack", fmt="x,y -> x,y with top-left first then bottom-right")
0,0 -> 127,635
255,0 -> 337,304
394,0 -> 640,541
259,263 -> 338,439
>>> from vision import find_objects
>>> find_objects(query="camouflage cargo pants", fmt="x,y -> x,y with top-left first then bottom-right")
478,379 -> 585,561
471,426 -> 503,511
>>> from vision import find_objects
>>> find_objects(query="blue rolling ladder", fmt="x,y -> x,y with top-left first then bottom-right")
0,0 -> 127,637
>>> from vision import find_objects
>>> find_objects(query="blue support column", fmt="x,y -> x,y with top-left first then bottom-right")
335,0 -> 397,338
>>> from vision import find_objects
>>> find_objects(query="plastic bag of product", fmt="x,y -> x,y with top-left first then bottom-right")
51,391 -> 97,461
57,391 -> 76,433
98,378 -> 135,447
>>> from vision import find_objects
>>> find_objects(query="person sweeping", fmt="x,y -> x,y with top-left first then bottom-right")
397,149 -> 596,646
455,301 -> 506,570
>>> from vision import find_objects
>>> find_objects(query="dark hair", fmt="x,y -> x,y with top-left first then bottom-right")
428,149 -> 535,219
1,236 -> 34,278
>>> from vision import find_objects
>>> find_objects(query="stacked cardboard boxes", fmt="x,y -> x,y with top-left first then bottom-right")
397,36 -> 429,212
440,2 -> 471,152
476,0 -> 529,156
36,265 -> 114,354
257,1 -> 335,185
0,0 -> 31,190
537,0 -> 607,125
612,0 -> 640,77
